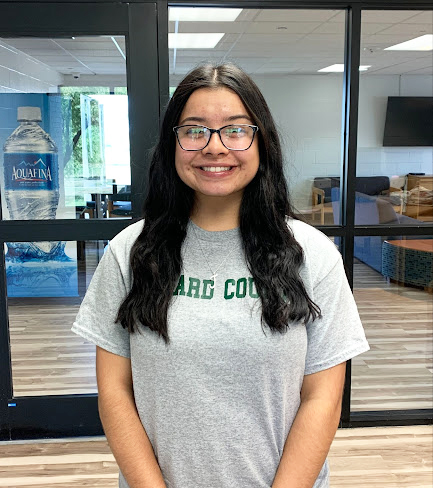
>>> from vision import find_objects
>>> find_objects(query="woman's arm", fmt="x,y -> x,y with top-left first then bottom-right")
96,346 -> 167,488
272,362 -> 346,488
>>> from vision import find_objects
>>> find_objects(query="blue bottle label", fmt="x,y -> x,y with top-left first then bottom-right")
4,153 -> 59,191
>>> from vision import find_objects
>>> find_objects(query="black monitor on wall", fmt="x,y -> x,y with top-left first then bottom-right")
383,96 -> 433,147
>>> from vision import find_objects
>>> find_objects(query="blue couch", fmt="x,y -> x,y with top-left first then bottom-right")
331,188 -> 426,273
314,176 -> 390,204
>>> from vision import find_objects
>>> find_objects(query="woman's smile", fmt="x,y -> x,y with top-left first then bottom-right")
195,165 -> 237,177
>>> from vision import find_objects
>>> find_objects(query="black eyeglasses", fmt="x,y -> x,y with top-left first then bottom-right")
173,124 -> 259,151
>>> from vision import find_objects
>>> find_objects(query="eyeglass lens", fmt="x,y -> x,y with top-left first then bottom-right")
176,125 -> 255,150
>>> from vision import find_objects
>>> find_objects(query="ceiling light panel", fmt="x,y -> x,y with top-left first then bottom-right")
169,33 -> 224,49
169,8 -> 242,22
318,64 -> 371,72
385,35 -> 433,51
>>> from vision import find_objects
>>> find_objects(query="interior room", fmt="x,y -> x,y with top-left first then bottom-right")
0,2 -> 431,487
1,3 -> 431,408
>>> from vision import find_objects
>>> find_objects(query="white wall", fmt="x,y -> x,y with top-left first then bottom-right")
0,41 -> 63,93
253,73 -> 433,209
254,74 -> 343,210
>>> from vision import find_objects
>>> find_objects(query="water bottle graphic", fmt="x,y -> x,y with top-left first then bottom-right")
3,106 -> 67,261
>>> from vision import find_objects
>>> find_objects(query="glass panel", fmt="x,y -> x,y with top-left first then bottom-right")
168,7 -> 346,225
0,36 -> 131,221
352,235 -> 433,411
356,10 -> 433,225
7,239 -> 110,396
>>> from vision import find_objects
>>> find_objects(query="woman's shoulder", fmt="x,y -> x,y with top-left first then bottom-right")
107,219 -> 145,263
286,217 -> 342,278
287,217 -> 338,252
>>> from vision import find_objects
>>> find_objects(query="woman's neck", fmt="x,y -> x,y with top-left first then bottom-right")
191,194 -> 241,231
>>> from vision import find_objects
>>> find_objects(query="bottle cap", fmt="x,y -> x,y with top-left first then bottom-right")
17,106 -> 42,122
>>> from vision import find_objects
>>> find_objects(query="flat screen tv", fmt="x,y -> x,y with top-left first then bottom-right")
383,96 -> 433,146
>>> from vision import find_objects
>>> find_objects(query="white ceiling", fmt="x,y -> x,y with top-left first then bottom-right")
1,8 -> 432,79
1,37 -> 127,76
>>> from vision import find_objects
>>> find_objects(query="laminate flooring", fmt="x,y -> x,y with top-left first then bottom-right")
352,260 -> 432,411
6,252 -> 433,412
0,425 -> 431,487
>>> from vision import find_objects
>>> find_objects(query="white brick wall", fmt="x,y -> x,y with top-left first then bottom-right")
253,73 -> 432,209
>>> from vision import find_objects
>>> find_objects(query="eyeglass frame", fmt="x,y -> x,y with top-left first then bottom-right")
173,124 -> 259,151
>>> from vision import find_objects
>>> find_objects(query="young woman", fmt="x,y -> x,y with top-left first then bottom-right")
72,63 -> 369,488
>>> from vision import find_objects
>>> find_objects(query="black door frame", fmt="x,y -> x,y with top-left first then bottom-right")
0,0 -> 431,440
0,0 -> 162,440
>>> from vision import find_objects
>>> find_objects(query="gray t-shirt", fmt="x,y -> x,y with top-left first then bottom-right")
72,218 -> 369,488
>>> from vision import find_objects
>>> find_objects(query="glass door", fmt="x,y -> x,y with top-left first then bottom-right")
0,1 -> 161,439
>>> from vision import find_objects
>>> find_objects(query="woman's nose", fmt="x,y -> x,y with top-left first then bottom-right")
202,131 -> 229,155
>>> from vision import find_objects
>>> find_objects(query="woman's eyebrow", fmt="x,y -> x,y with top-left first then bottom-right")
226,115 -> 253,122
178,116 -> 207,125
178,114 -> 253,125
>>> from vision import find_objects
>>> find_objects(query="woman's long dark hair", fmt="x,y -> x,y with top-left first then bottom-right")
116,63 -> 320,344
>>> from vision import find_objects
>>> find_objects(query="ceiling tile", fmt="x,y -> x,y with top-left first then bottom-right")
7,48 -> 63,57
328,11 -> 346,23
401,11 -> 433,24
312,22 -> 346,35
405,67 -> 433,74
361,23 -> 395,36
58,41 -> 114,51
66,50 -> 120,58
4,38 -> 54,49
244,21 -> 322,34
361,11 -> 423,23
30,55 -> 78,63
255,10 -> 342,23
361,34 -> 415,46
68,36 -> 118,42
378,23 -> 432,36
236,33 -> 304,44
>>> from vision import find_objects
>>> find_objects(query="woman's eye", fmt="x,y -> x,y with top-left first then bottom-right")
225,127 -> 246,137
186,127 -> 206,137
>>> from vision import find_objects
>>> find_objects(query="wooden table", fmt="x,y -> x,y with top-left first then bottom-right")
382,239 -> 433,292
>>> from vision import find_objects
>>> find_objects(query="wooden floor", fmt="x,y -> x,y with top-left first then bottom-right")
352,260 -> 432,411
6,256 -> 433,412
0,425 -> 431,487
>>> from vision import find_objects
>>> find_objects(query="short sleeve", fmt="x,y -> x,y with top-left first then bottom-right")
71,246 -> 131,358
304,256 -> 369,375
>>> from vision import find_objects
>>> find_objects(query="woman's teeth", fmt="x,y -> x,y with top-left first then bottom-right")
201,166 -> 232,172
